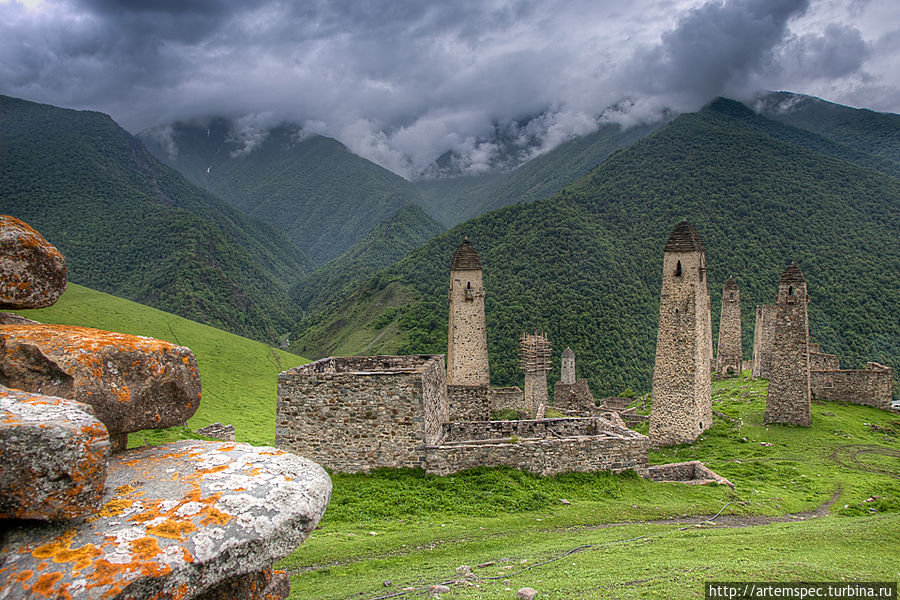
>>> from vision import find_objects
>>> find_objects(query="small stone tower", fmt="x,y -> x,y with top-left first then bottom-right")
752,304 -> 776,378
649,220 -> 713,448
560,347 -> 576,384
715,277 -> 743,377
520,332 -> 552,417
764,263 -> 811,426
446,238 -> 490,387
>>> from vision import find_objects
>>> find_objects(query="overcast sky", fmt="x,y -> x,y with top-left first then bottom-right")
2,0 -> 898,178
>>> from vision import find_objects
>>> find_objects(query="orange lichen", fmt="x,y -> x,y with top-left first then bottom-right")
146,519 -> 197,540
29,571 -> 65,597
129,537 -> 163,561
15,569 -> 35,582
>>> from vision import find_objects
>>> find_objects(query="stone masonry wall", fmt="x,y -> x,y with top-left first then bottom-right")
444,417 -> 627,441
447,385 -> 491,421
447,268 -> 490,387
523,371 -> 548,417
715,278 -> 743,377
425,435 -> 649,477
810,363 -> 893,410
276,355 -> 447,473
765,265 -> 811,426
810,352 -> 841,371
752,304 -> 775,378
553,380 -> 594,412
650,242 -> 713,447
489,386 -> 525,414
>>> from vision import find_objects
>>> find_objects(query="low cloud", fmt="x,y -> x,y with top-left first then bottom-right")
1,0 -> 895,178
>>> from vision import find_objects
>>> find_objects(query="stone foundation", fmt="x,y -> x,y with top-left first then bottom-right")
810,363 -> 893,410
553,380 -> 595,412
645,461 -> 733,487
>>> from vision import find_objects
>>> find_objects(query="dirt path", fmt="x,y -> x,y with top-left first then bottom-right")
829,444 -> 900,479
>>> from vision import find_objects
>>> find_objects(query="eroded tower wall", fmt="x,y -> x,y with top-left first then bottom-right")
716,278 -> 743,377
765,265 -> 811,426
752,304 -> 776,378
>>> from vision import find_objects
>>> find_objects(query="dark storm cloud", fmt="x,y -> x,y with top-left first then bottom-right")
0,0 -> 894,177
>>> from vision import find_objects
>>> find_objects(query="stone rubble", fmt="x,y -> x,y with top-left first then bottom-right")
0,215 -> 67,309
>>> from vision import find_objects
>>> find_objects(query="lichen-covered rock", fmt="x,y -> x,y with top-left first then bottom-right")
0,215 -> 67,309
0,386 -> 110,520
194,568 -> 290,600
0,312 -> 39,325
0,440 -> 331,600
0,324 -> 201,435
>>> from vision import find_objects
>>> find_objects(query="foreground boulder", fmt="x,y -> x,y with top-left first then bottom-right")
0,215 -> 67,309
0,440 -> 332,599
0,324 -> 201,437
0,386 -> 110,520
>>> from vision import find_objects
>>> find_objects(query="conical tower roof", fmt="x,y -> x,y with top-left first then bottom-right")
450,237 -> 482,270
663,220 -> 705,253
724,276 -> 738,290
562,346 -> 575,359
780,262 -> 806,284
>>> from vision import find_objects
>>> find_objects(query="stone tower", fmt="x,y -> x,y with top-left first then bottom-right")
764,263 -> 811,426
715,277 -> 743,377
560,347 -> 576,384
446,238 -> 490,387
520,332 -> 552,417
649,220 -> 713,448
751,304 -> 776,378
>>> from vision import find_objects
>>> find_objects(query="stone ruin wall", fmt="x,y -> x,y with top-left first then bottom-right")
810,351 -> 841,371
425,435 -> 649,477
810,363 -> 893,410
553,380 -> 595,412
650,247 -> 713,447
715,279 -> 743,377
446,268 -> 490,387
443,416 -> 624,441
488,386 -> 525,414
447,385 -> 491,421
276,355 -> 447,473
752,304 -> 775,378
523,371 -> 548,416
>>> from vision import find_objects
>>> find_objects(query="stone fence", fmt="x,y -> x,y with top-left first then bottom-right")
444,416 -> 636,442
810,362 -> 893,410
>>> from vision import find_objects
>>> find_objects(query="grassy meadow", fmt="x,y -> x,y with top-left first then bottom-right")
280,373 -> 899,599
12,283 -> 307,445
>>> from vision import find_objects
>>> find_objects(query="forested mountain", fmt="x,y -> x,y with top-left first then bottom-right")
0,95 -> 312,341
415,120 -> 664,227
758,91 -> 900,167
292,98 -> 900,397
139,121 -> 426,264
291,204 -> 444,313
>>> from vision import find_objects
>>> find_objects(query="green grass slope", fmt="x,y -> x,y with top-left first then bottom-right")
294,98 -> 900,397
415,120 -> 664,227
280,373 -> 900,599
139,121 -> 426,265
1,95 -> 312,342
12,283 -> 307,445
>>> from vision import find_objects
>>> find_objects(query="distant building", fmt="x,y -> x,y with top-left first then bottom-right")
715,277 -> 743,377
751,304 -> 776,378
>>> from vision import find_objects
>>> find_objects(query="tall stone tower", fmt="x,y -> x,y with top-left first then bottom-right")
446,237 -> 490,387
649,220 -> 713,448
560,347 -> 576,384
715,277 -> 743,377
520,332 -> 552,417
764,263 -> 811,426
751,304 -> 776,378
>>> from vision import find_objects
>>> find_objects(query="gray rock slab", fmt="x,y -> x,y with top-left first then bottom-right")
0,440 -> 331,600
0,386 -> 110,520
0,215 -> 67,309
0,324 -> 201,435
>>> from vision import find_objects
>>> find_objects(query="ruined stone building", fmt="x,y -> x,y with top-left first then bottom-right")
520,332 -> 551,416
807,343 -> 894,410
650,220 -> 713,447
764,263 -> 811,426
446,237 -> 491,421
276,238 -> 650,476
553,347 -> 595,412
715,277 -> 743,377
752,304 -> 776,378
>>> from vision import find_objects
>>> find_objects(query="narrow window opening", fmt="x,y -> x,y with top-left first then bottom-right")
675,261 -> 682,277
788,285 -> 794,295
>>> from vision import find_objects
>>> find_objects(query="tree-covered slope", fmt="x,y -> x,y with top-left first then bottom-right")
291,203 -> 444,313
415,121 -> 664,227
139,121 -> 426,264
293,98 -> 900,397
1,95 -> 311,341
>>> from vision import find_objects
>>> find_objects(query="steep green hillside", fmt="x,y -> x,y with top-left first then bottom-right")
415,121 -> 663,227
1,96 -> 311,342
758,91 -> 900,166
139,121 -> 426,264
294,98 -> 900,397
291,204 -> 444,313
13,283 -> 307,445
